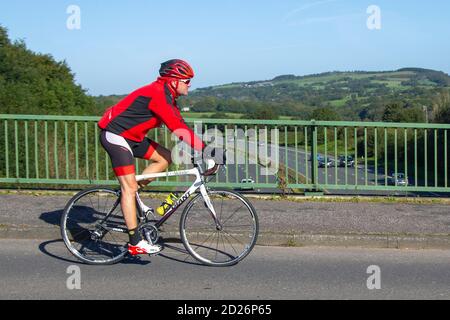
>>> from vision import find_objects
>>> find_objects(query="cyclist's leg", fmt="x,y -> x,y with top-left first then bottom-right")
100,131 -> 162,254
130,138 -> 172,188
117,173 -> 162,253
99,130 -> 139,230
117,173 -> 139,230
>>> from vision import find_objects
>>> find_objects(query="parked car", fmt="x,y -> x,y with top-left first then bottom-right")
318,156 -> 334,168
239,178 -> 255,190
338,155 -> 355,167
309,154 -> 326,161
388,173 -> 409,186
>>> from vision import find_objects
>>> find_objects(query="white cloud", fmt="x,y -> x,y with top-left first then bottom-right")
283,0 -> 339,22
283,0 -> 362,27
289,13 -> 362,26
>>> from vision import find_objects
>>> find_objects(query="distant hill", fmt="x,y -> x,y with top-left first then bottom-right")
96,68 -> 450,121
190,68 -> 450,121
94,68 -> 450,121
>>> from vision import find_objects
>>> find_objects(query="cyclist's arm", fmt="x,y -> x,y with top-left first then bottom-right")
150,93 -> 205,152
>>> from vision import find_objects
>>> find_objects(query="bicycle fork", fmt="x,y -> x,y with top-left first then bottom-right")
199,185 -> 223,231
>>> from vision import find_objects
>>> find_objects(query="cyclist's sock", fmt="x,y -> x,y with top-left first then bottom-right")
128,227 -> 141,246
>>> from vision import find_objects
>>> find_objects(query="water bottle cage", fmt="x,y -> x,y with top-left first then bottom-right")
162,201 -> 172,209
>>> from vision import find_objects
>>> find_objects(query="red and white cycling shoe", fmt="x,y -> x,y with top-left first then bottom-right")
128,240 -> 162,256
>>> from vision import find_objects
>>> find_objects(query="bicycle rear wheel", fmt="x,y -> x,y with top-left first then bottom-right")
180,189 -> 258,267
60,187 -> 129,265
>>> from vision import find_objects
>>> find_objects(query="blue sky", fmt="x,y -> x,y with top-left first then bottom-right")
1,0 -> 449,96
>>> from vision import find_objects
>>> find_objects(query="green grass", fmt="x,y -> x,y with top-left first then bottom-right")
284,238 -> 299,247
281,195 -> 450,204
329,97 -> 350,107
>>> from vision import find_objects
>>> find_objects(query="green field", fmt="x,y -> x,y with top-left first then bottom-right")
182,112 -> 294,120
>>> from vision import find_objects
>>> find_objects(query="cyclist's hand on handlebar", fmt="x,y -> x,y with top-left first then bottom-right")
191,145 -> 226,176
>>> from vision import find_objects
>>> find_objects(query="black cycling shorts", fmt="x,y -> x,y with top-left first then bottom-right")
99,130 -> 160,176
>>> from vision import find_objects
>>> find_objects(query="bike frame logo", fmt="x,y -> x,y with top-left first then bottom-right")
172,190 -> 192,211
171,122 -> 280,175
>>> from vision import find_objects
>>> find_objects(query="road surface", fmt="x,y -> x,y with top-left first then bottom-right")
1,239 -> 449,300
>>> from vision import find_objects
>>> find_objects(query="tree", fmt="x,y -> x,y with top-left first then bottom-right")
311,107 -> 341,121
192,97 -> 217,112
0,25 -> 95,115
241,106 -> 279,120
0,25 -> 10,46
435,102 -> 450,123
431,89 -> 450,123
382,103 -> 425,123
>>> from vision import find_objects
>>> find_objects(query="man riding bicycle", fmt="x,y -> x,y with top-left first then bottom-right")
98,59 -> 205,256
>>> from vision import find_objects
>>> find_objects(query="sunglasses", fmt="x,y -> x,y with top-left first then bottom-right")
179,79 -> 191,85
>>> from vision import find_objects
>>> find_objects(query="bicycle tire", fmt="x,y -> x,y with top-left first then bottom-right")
179,189 -> 259,267
60,187 -> 128,265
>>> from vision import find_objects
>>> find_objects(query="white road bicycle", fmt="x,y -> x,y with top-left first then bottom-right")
60,157 -> 259,266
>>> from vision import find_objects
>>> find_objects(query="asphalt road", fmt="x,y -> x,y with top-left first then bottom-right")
1,239 -> 450,300
215,141 -> 444,197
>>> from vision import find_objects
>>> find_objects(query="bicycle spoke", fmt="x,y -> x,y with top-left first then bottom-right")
220,204 -> 245,225
181,190 -> 258,266
61,188 -> 127,264
219,197 -> 224,222
190,229 -> 217,252
88,194 -> 96,214
220,229 -> 248,247
219,232 -> 226,258
103,232 -> 123,258
214,231 -> 220,262
221,231 -> 239,257
68,227 -> 91,242
101,193 -> 110,216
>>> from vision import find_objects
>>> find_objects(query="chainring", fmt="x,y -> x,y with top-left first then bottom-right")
139,221 -> 160,244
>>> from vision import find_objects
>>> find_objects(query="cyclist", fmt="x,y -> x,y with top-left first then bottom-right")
98,59 -> 205,256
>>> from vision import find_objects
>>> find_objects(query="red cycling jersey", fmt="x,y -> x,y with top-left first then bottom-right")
98,78 -> 205,151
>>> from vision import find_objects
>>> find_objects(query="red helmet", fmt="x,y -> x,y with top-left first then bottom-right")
159,59 -> 194,79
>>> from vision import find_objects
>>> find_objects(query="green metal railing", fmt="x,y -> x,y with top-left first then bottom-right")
1,114 -> 449,193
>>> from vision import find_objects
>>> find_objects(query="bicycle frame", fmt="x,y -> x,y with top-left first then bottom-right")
135,165 -> 222,230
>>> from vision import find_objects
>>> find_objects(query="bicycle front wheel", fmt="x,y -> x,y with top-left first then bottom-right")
60,187 -> 129,265
180,189 -> 258,267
